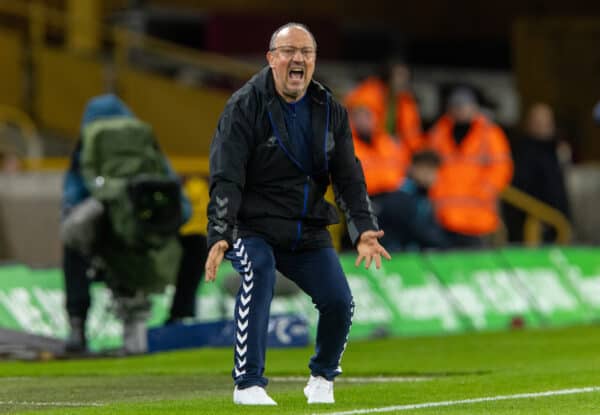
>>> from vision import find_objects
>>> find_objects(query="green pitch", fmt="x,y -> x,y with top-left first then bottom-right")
1,325 -> 600,414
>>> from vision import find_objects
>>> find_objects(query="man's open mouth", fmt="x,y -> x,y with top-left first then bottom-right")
289,68 -> 304,81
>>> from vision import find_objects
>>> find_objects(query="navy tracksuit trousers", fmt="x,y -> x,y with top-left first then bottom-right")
225,236 -> 354,389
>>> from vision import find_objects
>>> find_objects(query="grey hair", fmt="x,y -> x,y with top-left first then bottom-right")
269,22 -> 317,50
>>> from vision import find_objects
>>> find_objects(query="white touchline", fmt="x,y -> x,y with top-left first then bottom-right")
316,386 -> 600,415
0,401 -> 104,407
272,376 -> 432,383
0,377 -> 36,382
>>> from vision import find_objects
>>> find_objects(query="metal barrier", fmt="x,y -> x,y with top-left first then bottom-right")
500,185 -> 572,245
112,27 -> 258,81
0,106 -> 42,160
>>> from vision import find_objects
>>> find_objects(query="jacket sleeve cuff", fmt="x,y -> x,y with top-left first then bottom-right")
348,218 -> 379,246
207,232 -> 233,252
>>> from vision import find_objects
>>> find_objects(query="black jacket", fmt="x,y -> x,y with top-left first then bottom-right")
207,67 -> 378,250
504,135 -> 571,242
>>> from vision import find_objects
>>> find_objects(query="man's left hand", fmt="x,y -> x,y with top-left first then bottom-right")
355,230 -> 392,270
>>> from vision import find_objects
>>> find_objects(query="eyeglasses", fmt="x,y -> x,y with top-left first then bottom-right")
270,46 -> 317,60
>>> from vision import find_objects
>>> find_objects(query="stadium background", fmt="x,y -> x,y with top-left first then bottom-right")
1,1 -> 600,414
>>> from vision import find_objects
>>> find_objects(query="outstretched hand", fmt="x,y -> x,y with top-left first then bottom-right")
205,240 -> 230,282
355,230 -> 392,270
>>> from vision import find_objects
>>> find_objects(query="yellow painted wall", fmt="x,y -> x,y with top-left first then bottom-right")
0,28 -> 24,109
66,0 -> 102,54
118,68 -> 229,156
34,47 -> 105,137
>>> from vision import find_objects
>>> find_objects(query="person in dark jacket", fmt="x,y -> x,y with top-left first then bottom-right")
373,150 -> 450,251
204,23 -> 390,406
504,102 -> 571,242
62,94 -> 198,353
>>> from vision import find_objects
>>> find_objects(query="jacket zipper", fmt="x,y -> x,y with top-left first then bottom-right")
291,177 -> 310,251
267,96 -> 328,250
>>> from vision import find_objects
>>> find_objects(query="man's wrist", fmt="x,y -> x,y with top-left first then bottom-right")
215,240 -> 230,250
209,239 -> 230,251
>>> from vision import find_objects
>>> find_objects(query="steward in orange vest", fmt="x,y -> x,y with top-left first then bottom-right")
349,106 -> 409,196
345,62 -> 423,153
427,88 -> 513,241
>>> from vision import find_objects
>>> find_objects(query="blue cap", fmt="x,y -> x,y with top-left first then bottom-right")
81,94 -> 134,129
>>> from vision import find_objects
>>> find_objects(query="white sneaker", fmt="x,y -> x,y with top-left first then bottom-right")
303,375 -> 334,404
233,386 -> 277,405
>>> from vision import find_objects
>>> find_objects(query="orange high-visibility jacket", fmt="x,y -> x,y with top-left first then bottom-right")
352,128 -> 410,196
345,77 -> 424,153
427,114 -> 513,236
